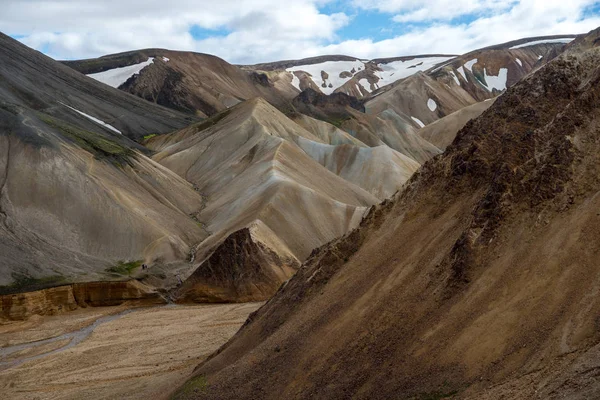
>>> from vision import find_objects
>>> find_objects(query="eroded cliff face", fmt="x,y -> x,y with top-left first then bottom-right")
0,280 -> 165,321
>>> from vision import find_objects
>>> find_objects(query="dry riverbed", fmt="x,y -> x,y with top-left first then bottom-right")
0,302 -> 262,399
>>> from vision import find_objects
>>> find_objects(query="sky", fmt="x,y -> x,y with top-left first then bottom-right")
2,0 -> 600,64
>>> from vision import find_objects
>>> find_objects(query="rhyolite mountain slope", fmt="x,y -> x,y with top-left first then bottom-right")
63,49 -> 297,118
363,36 -> 576,133
145,98 -> 423,302
0,33 -> 207,291
243,35 -> 574,100
175,27 -> 600,400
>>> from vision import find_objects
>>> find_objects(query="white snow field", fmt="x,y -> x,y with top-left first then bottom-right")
515,58 -> 523,67
427,98 -> 437,112
359,78 -> 373,93
60,102 -> 122,134
286,56 -> 453,95
449,71 -> 461,85
509,38 -> 573,49
456,66 -> 467,81
464,59 -> 478,73
411,116 -> 425,128
87,57 -> 155,88
483,68 -> 508,91
287,60 -> 365,95
376,56 -> 454,84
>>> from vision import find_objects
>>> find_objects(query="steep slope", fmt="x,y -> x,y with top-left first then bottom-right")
290,88 -> 442,164
0,34 -> 208,292
418,99 -> 495,149
145,98 -> 425,301
64,49 -> 296,118
0,34 -> 194,142
177,28 -> 600,399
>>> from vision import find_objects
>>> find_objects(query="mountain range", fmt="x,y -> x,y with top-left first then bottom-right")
2,20 -> 600,400
0,31 -> 577,304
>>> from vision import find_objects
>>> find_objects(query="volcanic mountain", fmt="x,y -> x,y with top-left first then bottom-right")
175,27 -> 600,399
0,32 -> 206,290
144,98 -> 425,302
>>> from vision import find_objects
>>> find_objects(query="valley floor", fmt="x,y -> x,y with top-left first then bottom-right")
0,302 -> 261,400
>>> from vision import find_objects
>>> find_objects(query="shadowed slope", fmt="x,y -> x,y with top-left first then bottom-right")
177,27 -> 600,400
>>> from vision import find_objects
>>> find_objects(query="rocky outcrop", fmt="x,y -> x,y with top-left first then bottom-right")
176,228 -> 298,303
0,280 -> 165,321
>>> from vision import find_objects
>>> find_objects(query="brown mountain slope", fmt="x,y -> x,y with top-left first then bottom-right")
418,99 -> 495,149
176,27 -> 600,399
364,38 -> 573,133
65,50 -> 296,118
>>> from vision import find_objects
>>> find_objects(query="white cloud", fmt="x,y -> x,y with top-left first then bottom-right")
0,0 -> 598,64
356,0 -> 514,22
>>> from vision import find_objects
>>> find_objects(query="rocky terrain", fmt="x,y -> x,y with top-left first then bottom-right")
0,33 -> 208,293
176,27 -> 600,399
2,30 -> 465,307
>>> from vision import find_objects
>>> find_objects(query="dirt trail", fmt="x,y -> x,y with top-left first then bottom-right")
0,302 -> 261,399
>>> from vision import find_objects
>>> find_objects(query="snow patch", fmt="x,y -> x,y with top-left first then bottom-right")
427,98 -> 437,112
59,103 -> 122,134
464,59 -> 478,72
538,55 -> 543,60
286,60 -> 364,95
449,71 -> 460,85
286,56 -> 453,95
87,57 -> 155,88
162,56 -> 170,62
515,58 -> 523,67
411,116 -> 425,128
289,71 -> 301,91
509,38 -> 573,49
456,66 -> 467,81
376,56 -> 454,87
483,68 -> 508,92
359,79 -> 372,93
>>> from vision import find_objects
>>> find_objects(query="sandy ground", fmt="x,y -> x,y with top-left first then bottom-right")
0,303 -> 261,400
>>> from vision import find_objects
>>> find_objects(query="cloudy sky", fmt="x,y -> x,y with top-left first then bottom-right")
2,0 -> 600,63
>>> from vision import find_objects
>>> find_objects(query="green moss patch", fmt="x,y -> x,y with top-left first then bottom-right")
106,260 -> 143,276
38,113 -> 135,167
143,133 -> 158,141
0,273 -> 66,295
192,109 -> 232,133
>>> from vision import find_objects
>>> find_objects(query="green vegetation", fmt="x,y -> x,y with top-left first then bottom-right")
171,375 -> 208,399
0,272 -> 66,295
327,117 -> 350,128
38,113 -> 135,167
143,133 -> 158,141
193,109 -> 232,133
106,260 -> 143,276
